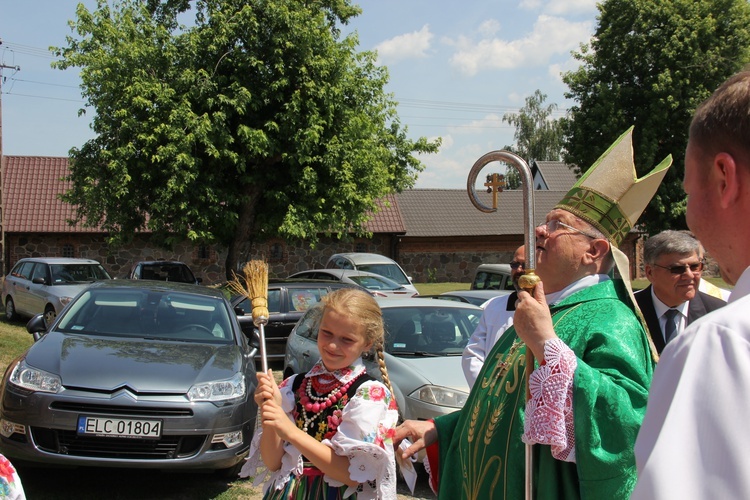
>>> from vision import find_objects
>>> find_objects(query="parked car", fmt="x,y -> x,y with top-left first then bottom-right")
284,297 -> 481,428
125,260 -> 201,284
232,279 -> 363,362
2,257 -> 112,325
325,253 -> 418,294
0,280 -> 258,475
470,263 -> 515,291
422,289 -> 513,307
287,269 -> 419,298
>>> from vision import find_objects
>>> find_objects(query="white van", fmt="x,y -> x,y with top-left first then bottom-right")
325,253 -> 418,294
470,263 -> 515,291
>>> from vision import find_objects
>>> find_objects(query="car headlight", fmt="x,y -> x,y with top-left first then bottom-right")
187,373 -> 246,403
9,360 -> 62,393
408,385 -> 469,408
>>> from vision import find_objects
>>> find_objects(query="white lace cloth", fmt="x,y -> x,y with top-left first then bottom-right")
522,338 -> 578,462
240,370 -> 400,499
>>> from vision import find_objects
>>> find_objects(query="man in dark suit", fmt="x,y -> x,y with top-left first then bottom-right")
634,230 -> 726,354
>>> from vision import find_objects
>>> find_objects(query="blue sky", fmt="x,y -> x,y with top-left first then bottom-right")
0,0 -> 598,188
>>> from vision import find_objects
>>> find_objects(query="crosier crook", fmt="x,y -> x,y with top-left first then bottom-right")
467,149 -> 538,500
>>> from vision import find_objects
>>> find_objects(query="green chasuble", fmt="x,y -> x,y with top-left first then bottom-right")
434,279 -> 654,499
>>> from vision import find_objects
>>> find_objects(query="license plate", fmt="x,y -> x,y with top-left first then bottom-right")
77,416 -> 162,439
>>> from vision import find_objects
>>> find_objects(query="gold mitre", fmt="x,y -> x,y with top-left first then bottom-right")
555,127 -> 672,246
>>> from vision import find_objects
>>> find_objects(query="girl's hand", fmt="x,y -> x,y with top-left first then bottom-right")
260,398 -> 298,441
254,369 -> 282,406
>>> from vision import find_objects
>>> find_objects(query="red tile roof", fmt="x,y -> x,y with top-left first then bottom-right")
365,194 -> 405,233
2,155 -> 100,233
2,155 -> 407,235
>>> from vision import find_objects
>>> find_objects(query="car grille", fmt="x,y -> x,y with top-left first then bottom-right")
49,402 -> 193,417
31,427 -> 206,459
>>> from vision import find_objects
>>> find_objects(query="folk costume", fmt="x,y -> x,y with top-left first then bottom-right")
0,454 -> 25,500
425,128 -> 671,499
240,358 -> 399,500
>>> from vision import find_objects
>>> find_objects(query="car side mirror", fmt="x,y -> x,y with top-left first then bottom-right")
246,327 -> 261,351
32,277 -> 47,285
234,306 -> 246,316
26,314 -> 47,341
196,277 -> 203,284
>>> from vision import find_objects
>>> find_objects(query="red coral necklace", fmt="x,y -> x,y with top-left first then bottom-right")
297,371 -> 364,431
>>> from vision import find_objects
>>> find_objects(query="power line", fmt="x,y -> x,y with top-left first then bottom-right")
1,42 -> 58,60
11,78 -> 80,89
1,91 -> 84,103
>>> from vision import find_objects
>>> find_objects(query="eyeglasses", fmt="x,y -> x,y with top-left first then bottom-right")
537,220 -> 600,239
652,261 -> 705,275
509,261 -> 525,270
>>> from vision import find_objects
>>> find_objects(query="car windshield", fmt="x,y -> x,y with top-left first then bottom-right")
347,275 -> 403,291
357,264 -> 409,285
139,263 -> 196,283
382,306 -> 482,356
50,264 -> 110,284
56,288 -> 234,342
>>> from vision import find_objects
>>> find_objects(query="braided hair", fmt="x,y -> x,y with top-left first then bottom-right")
320,288 -> 394,395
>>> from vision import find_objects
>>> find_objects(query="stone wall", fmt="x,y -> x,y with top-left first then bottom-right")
7,230 -> 673,286
5,233 -> 396,285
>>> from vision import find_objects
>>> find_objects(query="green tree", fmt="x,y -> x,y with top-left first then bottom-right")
54,0 -> 439,278
562,0 -> 750,232
501,90 -> 565,189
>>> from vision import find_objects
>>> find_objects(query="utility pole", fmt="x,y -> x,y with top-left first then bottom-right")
0,37 -> 22,275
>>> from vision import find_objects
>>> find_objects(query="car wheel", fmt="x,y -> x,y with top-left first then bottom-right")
4,297 -> 17,322
43,305 -> 57,327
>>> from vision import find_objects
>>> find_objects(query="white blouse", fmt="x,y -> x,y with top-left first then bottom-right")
240,359 -> 401,499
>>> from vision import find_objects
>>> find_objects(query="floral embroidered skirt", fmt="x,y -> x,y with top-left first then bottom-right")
264,467 -> 354,500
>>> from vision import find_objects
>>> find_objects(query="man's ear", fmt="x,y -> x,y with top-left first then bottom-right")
714,152 -> 740,208
644,264 -> 655,282
584,238 -> 611,264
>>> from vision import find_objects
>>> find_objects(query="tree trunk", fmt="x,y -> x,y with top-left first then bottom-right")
224,186 -> 262,281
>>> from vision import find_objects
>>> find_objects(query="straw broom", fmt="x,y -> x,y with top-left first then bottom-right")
229,260 -> 270,373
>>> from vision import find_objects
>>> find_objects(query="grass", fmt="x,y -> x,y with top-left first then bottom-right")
0,314 -> 33,375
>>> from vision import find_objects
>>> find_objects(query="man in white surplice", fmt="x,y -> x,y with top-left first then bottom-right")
633,71 -> 750,498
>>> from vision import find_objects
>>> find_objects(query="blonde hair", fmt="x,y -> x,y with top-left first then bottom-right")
320,288 -> 394,395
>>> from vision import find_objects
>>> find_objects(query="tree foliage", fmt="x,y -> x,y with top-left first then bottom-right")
501,90 -> 565,189
562,0 -> 750,233
53,0 -> 439,277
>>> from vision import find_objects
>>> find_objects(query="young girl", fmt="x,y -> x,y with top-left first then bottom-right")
240,287 -> 400,499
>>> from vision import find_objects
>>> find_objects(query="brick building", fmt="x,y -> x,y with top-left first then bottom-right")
1,155 -> 649,284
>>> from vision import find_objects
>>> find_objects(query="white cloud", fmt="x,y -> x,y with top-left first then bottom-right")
374,25 -> 433,64
478,19 -> 501,38
519,0 -> 543,10
448,15 -> 593,76
446,113 -> 505,135
544,0 -> 598,15
548,54 -> 584,84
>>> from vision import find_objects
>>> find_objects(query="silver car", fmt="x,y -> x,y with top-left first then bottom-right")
325,252 -> 418,294
2,257 -> 111,325
0,280 -> 258,475
284,297 -> 481,424
287,269 -> 419,298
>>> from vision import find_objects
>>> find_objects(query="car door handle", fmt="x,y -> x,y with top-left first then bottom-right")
302,352 -> 310,358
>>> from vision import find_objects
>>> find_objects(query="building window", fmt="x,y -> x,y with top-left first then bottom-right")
62,244 -> 75,258
197,245 -> 210,260
355,242 -> 367,253
269,242 -> 284,263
